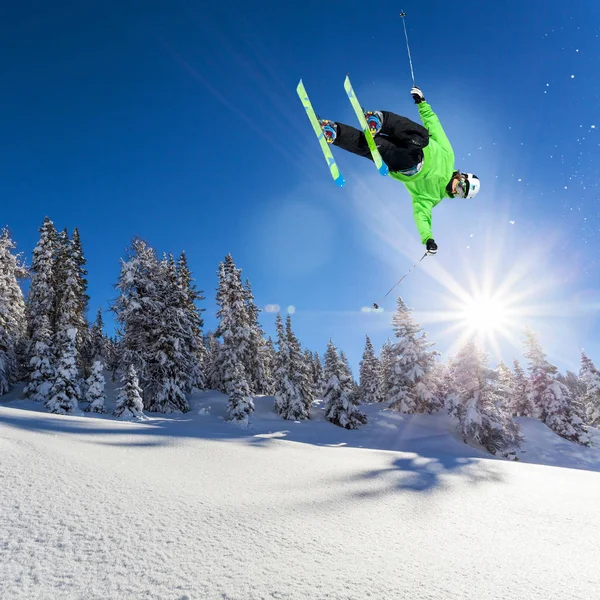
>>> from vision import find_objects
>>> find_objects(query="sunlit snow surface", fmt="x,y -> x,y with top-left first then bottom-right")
1,387 -> 599,600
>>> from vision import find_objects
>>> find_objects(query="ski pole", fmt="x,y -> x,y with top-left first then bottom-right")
400,11 -> 416,86
372,253 -> 427,310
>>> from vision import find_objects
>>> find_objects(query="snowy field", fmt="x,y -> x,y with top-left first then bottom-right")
2,388 -> 600,600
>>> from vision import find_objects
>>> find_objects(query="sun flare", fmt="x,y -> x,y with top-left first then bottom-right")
461,297 -> 510,335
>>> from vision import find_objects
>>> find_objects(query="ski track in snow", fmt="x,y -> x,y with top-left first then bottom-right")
1,389 -> 600,600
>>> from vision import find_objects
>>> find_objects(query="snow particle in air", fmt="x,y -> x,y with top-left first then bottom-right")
287,305 -> 296,314
571,74 -> 575,78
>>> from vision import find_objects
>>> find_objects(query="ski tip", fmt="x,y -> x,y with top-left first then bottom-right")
378,165 -> 389,176
335,176 -> 346,187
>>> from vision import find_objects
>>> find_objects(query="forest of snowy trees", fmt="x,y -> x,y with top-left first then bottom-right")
1,218 -> 600,458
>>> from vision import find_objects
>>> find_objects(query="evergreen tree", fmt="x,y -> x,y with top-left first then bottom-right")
144,255 -> 189,413
113,364 -> 145,419
226,361 -> 254,424
495,361 -> 515,414
113,238 -> 157,382
0,229 -> 27,394
23,314 -> 54,402
114,240 -> 193,412
523,329 -> 589,445
273,314 -> 307,420
47,235 -> 83,414
303,349 -> 317,402
105,336 -> 120,383
511,359 -> 532,417
358,336 -> 383,403
323,340 -> 367,429
262,337 -> 276,396
447,342 -> 521,459
379,339 -> 395,402
26,217 -> 57,368
287,316 -> 313,411
89,308 -> 107,362
311,351 -> 325,398
387,297 -> 440,413
176,251 -> 206,391
244,279 -> 271,394
47,327 -> 80,414
84,359 -> 106,413
51,228 -> 70,332
215,255 -> 252,396
70,228 -> 90,353
204,333 -> 223,392
580,352 -> 600,427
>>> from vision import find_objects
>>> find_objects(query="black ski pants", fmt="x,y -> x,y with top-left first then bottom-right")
333,111 -> 430,172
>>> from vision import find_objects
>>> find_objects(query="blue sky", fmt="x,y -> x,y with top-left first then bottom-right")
2,0 -> 599,375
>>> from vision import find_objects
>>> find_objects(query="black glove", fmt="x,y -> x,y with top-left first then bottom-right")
411,86 -> 425,104
426,238 -> 438,255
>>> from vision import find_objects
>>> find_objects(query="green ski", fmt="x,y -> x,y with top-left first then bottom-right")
343,75 -> 389,176
296,79 -> 345,187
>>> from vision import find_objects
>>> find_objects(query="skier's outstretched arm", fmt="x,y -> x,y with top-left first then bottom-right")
412,196 -> 436,245
411,87 -> 454,160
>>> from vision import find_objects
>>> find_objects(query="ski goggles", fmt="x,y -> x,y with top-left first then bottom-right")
398,160 -> 423,177
455,177 -> 470,199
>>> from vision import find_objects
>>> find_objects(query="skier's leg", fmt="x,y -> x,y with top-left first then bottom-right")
379,111 -> 430,148
333,122 -> 403,166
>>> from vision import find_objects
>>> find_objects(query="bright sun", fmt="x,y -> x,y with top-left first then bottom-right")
461,297 -> 510,334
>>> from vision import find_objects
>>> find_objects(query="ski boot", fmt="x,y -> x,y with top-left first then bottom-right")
364,110 -> 383,135
319,119 -> 337,144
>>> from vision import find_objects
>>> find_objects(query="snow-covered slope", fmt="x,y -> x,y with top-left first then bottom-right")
1,390 -> 599,600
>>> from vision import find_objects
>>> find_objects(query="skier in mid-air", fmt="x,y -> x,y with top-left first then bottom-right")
319,86 -> 481,255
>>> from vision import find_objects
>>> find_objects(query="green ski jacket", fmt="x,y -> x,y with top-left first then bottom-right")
388,103 -> 455,244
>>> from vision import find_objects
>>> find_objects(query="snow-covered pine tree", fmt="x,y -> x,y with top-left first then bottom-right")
494,361 -> 515,415
379,339 -> 395,402
303,349 -> 317,402
226,361 -> 254,424
311,350 -> 325,398
358,335 -> 383,403
84,359 -> 106,413
23,314 -> 54,402
144,255 -> 189,413
323,340 -> 367,429
26,217 -> 57,372
447,341 -> 521,459
47,242 -> 83,414
215,255 -> 253,421
511,359 -> 532,417
113,238 -> 160,403
261,337 -> 276,396
273,314 -> 306,420
176,251 -> 206,391
0,229 -> 27,394
113,364 -> 145,419
339,351 -> 358,403
70,228 -> 90,351
105,336 -> 120,383
88,308 -> 107,362
580,352 -> 600,427
287,315 -> 313,411
47,327 -> 80,414
523,329 -> 589,445
203,333 -> 223,392
387,297 -> 440,414
243,279 -> 271,394
51,228 -> 69,332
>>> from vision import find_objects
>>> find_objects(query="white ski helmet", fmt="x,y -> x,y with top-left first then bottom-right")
457,173 -> 481,199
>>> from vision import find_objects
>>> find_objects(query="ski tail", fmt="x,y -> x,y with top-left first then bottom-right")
296,79 -> 345,187
343,75 -> 389,176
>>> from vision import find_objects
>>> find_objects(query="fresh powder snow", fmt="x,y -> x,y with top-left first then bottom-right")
1,387 -> 599,600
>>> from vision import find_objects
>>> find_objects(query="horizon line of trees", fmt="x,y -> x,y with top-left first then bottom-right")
1,218 -> 599,460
